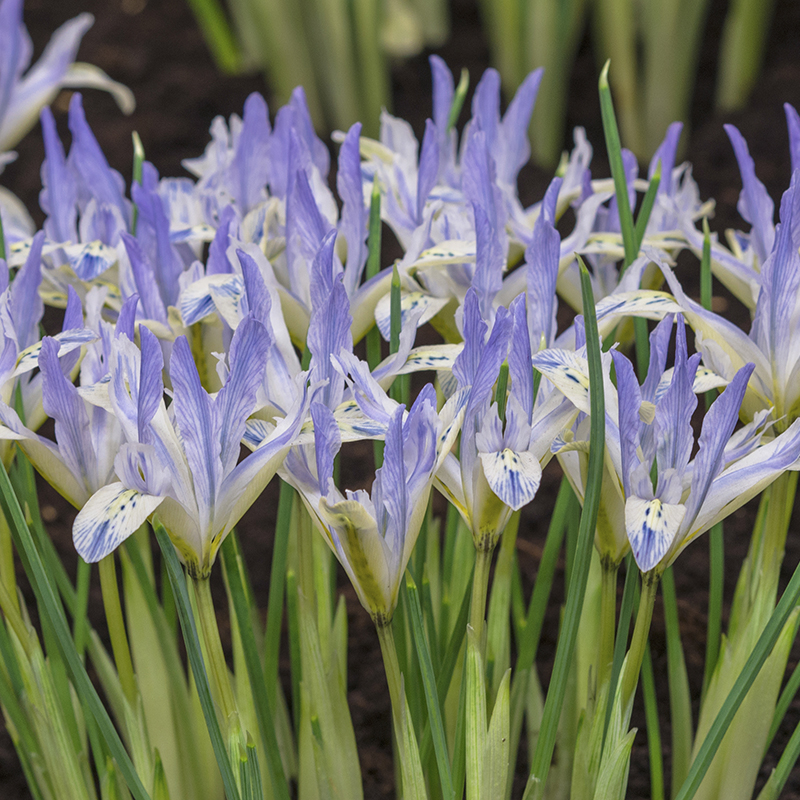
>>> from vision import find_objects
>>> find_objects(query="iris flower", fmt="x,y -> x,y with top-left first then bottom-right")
541,314 -> 800,573
290,365 -> 464,624
72,316 -> 310,575
658,171 -> 800,426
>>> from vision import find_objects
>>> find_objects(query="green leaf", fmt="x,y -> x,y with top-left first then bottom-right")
633,159 -> 661,252
675,572 -> 800,800
0,461 -> 152,800
263,480 -> 295,710
404,573 -> 454,800
221,535 -> 291,800
525,257 -> 606,800
599,62 -> 637,270
153,521 -> 241,800
447,69 -> 469,131
662,568 -> 692,795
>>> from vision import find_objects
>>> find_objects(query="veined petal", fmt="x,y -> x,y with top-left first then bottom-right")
479,448 -> 542,510
13,328 -> 96,377
73,482 -> 164,563
374,290 -> 449,341
532,348 -> 591,415
318,497 -> 393,619
626,496 -> 686,573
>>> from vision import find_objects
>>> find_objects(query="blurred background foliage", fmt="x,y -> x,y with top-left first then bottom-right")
187,0 -> 776,164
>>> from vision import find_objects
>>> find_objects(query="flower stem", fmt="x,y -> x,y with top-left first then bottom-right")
618,572 -> 659,716
98,553 -> 138,706
376,619 -> 404,727
192,575 -> 237,723
470,546 -> 494,651
0,507 -> 18,617
598,558 -> 619,688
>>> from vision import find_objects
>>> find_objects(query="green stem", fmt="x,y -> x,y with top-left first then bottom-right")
98,554 -> 137,706
598,559 -> 618,688
376,620 -> 404,728
192,575 -> 237,723
470,547 -> 493,650
619,572 -> 659,715
0,507 -> 18,617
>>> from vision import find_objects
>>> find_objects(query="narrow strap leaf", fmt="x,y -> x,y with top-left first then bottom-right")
599,61 -> 637,270
675,557 -> 800,800
153,520 -> 241,800
525,257 -> 606,799
404,573 -> 455,800
221,534 -> 291,800
0,461 -> 153,800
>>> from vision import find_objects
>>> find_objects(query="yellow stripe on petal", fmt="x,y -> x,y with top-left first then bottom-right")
73,482 -> 165,563
625,496 -> 685,573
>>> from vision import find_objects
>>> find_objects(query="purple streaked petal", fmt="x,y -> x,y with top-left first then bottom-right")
470,68 -> 501,153
137,325 -> 164,442
526,177 -> 561,349
786,104 -> 800,175
649,122 -> 683,196
115,294 -> 138,341
131,163 -> 183,308
39,106 -> 77,243
472,202 -> 503,317
611,349 -> 643,499
452,289 -> 486,388
9,229 -> 43,351
479,447 -> 542,510
641,314 -> 675,404
626,496 -> 686,573
74,482 -> 164,562
429,55 -> 453,134
683,361 -> 755,527
115,442 -> 171,496
122,232 -> 168,324
311,401 -> 341,492
508,294 -> 532,418
67,93 -> 128,222
416,118 -> 439,224
654,319 -> 698,475
497,67 -> 542,187
232,92 -> 270,213
206,205 -> 237,276
170,336 -> 221,522
725,124 -> 775,264
40,336 -> 96,490
337,122 -> 368,294
215,316 -> 270,472
375,404 -> 408,553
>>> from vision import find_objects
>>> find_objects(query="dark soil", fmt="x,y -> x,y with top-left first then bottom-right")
4,0 -> 800,798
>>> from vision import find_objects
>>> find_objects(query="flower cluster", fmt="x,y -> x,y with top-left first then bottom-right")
1,54 -> 798,613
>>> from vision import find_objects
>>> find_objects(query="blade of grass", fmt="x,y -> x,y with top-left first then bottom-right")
185,0 -> 241,73
642,642 -> 665,800
0,461 -> 152,800
662,567 -> 693,793
525,256 -> 606,799
599,61 -> 637,270
403,573 -> 455,800
221,534 -> 291,800
766,657 -> 800,752
700,218 -> 725,700
153,520 -> 241,800
263,480 -> 294,710
633,160 -> 661,252
674,557 -> 800,800
604,552 -> 638,740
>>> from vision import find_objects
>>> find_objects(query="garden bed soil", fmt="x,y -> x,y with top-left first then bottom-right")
4,0 -> 800,797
